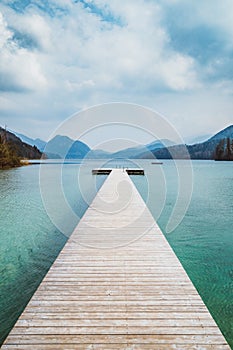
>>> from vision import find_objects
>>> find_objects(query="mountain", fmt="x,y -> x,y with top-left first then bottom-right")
143,140 -> 219,159
66,140 -> 91,159
12,132 -> 91,159
0,127 -> 42,168
187,134 -> 212,145
112,145 -> 149,159
208,125 -> 233,142
113,139 -> 176,158
6,124 -> 233,161
146,139 -> 176,151
141,125 -> 233,160
45,135 -> 91,159
33,138 -> 47,151
12,131 -> 46,151
88,139 -> 176,159
45,135 -> 73,158
215,138 -> 233,161
86,149 -> 112,159
108,139 -> 174,159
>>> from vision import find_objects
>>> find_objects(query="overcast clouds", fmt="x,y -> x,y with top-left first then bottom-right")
0,0 -> 233,142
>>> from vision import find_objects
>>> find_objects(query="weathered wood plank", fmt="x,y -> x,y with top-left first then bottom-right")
18,311 -> 215,319
2,345 -> 230,350
10,326 -> 223,335
15,305 -> 209,313
16,318 -> 217,327
3,334 -> 229,344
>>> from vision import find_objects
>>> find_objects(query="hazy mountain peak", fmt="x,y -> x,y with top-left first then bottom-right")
45,135 -> 90,159
10,130 -> 46,151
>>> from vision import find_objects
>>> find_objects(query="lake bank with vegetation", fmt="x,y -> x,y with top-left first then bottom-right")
0,127 -> 42,169
1,124 -> 233,166
215,138 -> 233,161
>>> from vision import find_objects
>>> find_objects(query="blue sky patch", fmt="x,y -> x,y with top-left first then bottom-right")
8,0 -> 67,17
11,29 -> 39,50
7,0 -> 31,13
73,0 -> 124,26
167,24 -> 225,64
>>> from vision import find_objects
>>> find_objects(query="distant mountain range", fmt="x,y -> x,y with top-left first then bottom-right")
12,130 -> 46,151
111,139 -> 176,159
187,134 -> 212,145
12,132 -> 177,159
10,124 -> 233,161
87,139 -> 176,159
146,125 -> 233,160
12,132 -> 91,159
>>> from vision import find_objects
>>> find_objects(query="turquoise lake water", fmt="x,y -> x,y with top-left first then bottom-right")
0,160 -> 232,347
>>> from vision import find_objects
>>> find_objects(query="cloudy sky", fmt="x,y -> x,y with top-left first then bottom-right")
0,0 -> 233,143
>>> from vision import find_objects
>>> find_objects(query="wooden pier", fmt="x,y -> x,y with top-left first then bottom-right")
92,168 -> 144,175
2,169 -> 230,349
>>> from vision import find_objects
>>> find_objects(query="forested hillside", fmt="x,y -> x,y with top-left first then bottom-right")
0,127 -> 42,168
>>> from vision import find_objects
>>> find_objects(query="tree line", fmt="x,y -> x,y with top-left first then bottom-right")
0,134 -> 21,168
215,138 -> 233,161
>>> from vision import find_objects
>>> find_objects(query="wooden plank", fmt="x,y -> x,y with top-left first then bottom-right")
14,305 -> 209,313
1,169 -> 230,349
3,334 -> 229,344
10,326 -> 222,335
18,312 -> 215,319
30,294 -> 201,300
1,345 -> 230,350
16,318 -> 217,327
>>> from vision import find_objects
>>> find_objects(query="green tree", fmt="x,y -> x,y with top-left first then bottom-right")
0,135 -> 20,168
215,138 -> 233,161
215,139 -> 225,160
226,137 -> 231,160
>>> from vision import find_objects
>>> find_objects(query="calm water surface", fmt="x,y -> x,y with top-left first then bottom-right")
0,160 -> 232,347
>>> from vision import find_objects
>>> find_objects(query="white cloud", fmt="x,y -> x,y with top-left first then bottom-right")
159,54 -> 200,90
0,12 -> 12,49
17,12 -> 52,51
0,0 -> 199,94
0,0 -> 232,140
0,10 -> 48,91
